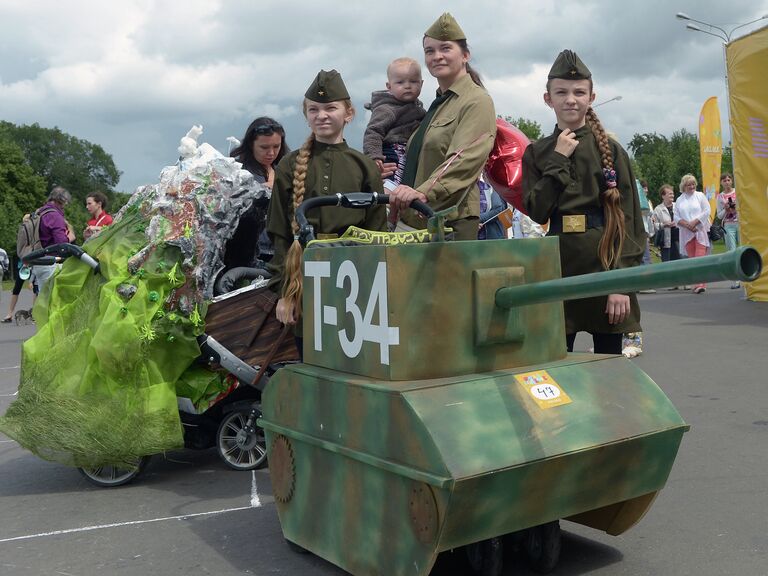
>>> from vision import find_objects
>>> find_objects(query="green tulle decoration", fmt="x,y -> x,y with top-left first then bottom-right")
0,210 -> 217,467
0,148 -> 270,468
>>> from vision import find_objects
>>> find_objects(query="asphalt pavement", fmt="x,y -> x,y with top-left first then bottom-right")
1,281 -> 766,576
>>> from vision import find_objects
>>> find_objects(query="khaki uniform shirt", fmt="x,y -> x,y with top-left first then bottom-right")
267,140 -> 386,292
522,125 -> 645,334
400,74 -> 496,237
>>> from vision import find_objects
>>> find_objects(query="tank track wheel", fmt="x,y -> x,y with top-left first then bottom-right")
270,435 -> 295,503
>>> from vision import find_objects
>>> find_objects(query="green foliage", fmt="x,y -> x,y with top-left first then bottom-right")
0,121 -> 121,192
628,129 -> 702,205
0,121 -> 128,245
499,115 -> 543,141
721,145 -> 734,177
0,140 -> 48,255
629,129 -> 735,205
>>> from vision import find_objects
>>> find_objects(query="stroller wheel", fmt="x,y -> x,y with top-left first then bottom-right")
217,407 -> 267,471
79,456 -> 150,487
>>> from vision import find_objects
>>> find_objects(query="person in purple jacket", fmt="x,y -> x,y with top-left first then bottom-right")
32,186 -> 71,289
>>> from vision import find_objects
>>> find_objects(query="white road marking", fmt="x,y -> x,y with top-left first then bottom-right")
251,471 -> 261,507
0,366 -> 20,371
0,440 -> 17,444
0,391 -> 18,397
0,506 -> 256,544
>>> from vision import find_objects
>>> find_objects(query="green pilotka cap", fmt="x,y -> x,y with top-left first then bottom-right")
424,12 -> 466,41
548,49 -> 592,80
305,69 -> 350,103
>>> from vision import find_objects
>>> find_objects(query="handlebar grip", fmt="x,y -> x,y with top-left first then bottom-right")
21,249 -> 49,265
408,199 -> 433,218
21,243 -> 100,273
79,253 -> 100,271
24,256 -> 58,266
295,192 -> 436,245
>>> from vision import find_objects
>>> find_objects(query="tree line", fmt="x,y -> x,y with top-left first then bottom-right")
627,130 -> 732,206
0,121 -> 126,256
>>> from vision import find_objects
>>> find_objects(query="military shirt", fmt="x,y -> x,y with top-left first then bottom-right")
400,73 -> 496,236
522,124 -> 645,334
266,140 -> 386,292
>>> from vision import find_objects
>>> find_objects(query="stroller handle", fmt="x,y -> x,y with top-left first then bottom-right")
295,192 -> 434,246
22,243 -> 100,273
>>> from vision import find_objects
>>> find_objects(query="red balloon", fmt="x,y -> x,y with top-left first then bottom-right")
484,119 -> 531,214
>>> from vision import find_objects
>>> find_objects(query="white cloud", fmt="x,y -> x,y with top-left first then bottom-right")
1,0 -> 767,192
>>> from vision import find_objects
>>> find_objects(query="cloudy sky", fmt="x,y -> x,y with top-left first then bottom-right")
2,0 -> 767,194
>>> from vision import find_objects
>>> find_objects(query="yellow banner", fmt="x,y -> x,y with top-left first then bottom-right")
698,97 -> 722,222
727,26 -> 768,301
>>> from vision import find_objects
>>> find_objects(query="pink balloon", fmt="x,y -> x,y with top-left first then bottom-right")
484,119 -> 531,214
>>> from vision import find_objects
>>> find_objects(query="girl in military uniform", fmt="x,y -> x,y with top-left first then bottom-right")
267,69 -> 386,328
387,12 -> 496,241
522,50 -> 645,354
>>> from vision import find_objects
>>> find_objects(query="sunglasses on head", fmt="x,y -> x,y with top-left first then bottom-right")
254,123 -> 282,135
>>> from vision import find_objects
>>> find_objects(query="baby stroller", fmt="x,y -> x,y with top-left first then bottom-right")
0,142 -> 298,487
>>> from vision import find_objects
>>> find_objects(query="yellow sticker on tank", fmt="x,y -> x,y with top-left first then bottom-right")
514,370 -> 572,409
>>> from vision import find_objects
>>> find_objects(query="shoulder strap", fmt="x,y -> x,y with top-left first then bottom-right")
36,207 -> 58,219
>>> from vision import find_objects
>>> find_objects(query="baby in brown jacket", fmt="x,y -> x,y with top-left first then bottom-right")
363,58 -> 426,191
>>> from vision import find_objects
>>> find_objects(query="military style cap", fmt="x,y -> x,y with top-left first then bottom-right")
548,50 -> 592,80
305,69 -> 350,103
424,12 -> 466,41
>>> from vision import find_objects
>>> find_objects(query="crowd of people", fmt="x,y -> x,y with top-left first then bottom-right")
4,187 -> 113,323
639,172 -> 742,293
5,11 -> 743,357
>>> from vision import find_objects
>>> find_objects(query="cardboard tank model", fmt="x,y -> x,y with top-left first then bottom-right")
259,194 -> 762,576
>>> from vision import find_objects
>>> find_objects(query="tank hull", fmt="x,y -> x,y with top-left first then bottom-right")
261,353 -> 687,576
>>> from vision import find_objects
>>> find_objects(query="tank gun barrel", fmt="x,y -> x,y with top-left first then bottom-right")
495,246 -> 762,309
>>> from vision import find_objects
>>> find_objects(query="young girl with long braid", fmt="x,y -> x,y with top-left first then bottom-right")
522,50 -> 645,354
266,70 -> 386,336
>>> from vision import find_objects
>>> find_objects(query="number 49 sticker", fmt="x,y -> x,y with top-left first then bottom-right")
514,370 -> 572,409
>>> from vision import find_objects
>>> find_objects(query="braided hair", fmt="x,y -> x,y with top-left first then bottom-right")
281,99 -> 356,318
585,107 -> 625,270
281,134 -> 315,318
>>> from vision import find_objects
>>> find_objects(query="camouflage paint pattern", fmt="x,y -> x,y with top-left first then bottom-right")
261,354 -> 687,576
260,237 -> 761,576
302,237 -> 565,380
496,245 -> 763,309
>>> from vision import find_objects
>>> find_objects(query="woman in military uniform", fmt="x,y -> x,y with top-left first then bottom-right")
267,69 -> 386,329
387,12 -> 496,241
522,50 -> 645,354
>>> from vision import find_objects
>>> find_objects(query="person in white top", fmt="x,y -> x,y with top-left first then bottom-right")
673,173 -> 711,294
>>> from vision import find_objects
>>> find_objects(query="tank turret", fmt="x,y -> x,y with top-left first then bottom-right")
300,237 -> 760,380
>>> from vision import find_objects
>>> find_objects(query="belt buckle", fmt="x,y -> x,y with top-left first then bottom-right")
562,215 -> 586,233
